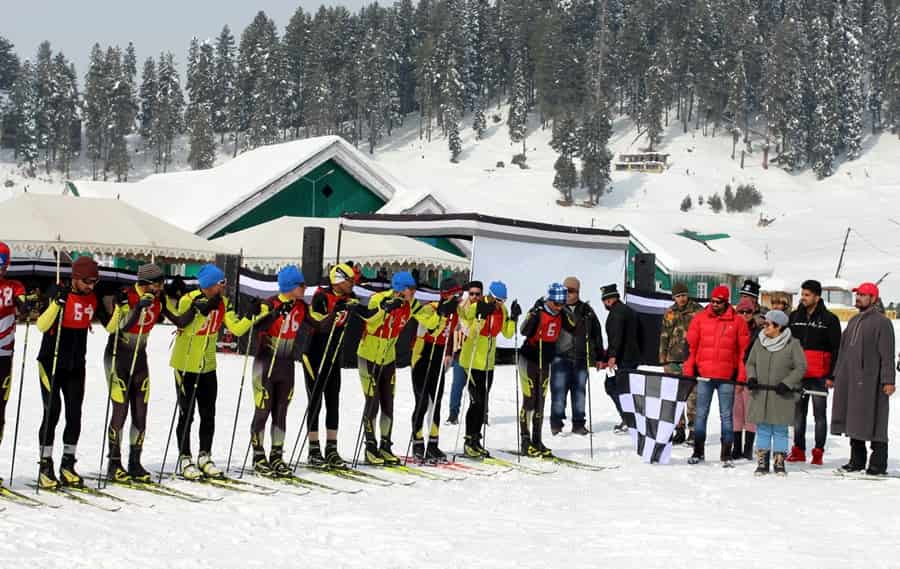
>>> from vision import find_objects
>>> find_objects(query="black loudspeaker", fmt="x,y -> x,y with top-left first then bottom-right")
215,253 -> 243,307
302,226 -> 325,286
634,252 -> 656,293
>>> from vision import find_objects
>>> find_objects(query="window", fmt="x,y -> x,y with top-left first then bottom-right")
696,282 -> 708,299
321,184 -> 334,198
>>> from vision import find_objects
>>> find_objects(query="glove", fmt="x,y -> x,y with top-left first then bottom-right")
380,297 -> 403,312
775,382 -> 791,396
115,288 -> 131,307
54,287 -> 69,306
509,300 -> 522,321
164,275 -> 187,300
437,297 -> 459,316
193,295 -> 221,316
746,377 -> 759,391
136,293 -> 155,311
335,297 -> 360,313
278,300 -> 295,316
476,300 -> 496,319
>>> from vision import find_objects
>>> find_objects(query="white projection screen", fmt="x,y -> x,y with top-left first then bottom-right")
470,235 -> 626,348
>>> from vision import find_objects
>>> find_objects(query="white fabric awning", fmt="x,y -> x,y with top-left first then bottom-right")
0,193 -> 233,262
211,216 -> 468,273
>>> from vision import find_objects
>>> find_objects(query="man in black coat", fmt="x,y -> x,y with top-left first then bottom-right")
602,284 -> 641,433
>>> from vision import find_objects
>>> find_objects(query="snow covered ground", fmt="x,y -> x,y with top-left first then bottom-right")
1,323 -> 899,569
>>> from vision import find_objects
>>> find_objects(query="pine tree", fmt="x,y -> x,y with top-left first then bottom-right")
213,25 -> 237,143
185,37 -> 200,129
841,4 -> 865,160
396,0 -> 417,117
579,104 -> 613,205
507,50 -> 528,155
867,0 -> 889,132
11,60 -> 38,176
887,11 -> 900,136
283,8 -> 310,139
187,40 -> 217,169
49,54 -> 78,176
643,60 -> 666,151
809,17 -> 838,179
33,41 -> 54,171
357,22 -> 389,154
237,11 -> 283,151
84,44 -> 110,179
187,103 -> 216,169
550,112 -> 579,202
764,16 -> 805,170
680,195 -> 692,212
152,52 -> 184,172
139,57 -> 157,140
0,35 -> 18,91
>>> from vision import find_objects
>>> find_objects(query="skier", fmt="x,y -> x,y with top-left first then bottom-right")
36,256 -> 101,489
601,284 -> 641,433
658,282 -> 702,444
170,263 -> 261,480
251,266 -> 335,477
304,263 -> 363,467
518,283 -> 571,457
461,281 -> 518,458
409,279 -> 462,461
0,242 -> 32,487
104,263 -> 174,483
357,271 -> 438,465
447,281 -> 483,425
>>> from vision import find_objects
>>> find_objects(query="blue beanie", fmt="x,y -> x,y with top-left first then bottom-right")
547,282 -> 566,303
197,264 -> 225,289
278,265 -> 305,293
391,271 -> 417,292
489,281 -> 507,300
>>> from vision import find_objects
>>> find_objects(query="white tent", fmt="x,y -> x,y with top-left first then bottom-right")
0,193 -> 232,262
211,216 -> 468,275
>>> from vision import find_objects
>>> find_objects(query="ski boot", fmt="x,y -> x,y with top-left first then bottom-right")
325,442 -> 346,468
773,452 -> 787,476
535,440 -> 553,458
463,436 -> 483,458
128,448 -> 152,483
364,440 -> 385,466
198,452 -> 224,479
179,455 -> 202,481
425,441 -> 447,462
412,439 -> 427,462
379,439 -> 400,465
38,457 -> 59,490
253,452 -> 273,476
307,441 -> 327,467
523,435 -> 543,458
754,450 -> 770,476
106,457 -> 131,484
269,448 -> 291,478
59,454 -> 84,488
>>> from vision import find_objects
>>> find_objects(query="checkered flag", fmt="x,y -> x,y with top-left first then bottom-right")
616,370 -> 695,464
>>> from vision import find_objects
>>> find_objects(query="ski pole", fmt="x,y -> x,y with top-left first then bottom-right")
453,316 -> 483,455
36,287 -> 66,494
351,311 -> 397,468
585,334 -> 594,460
403,333 -> 440,465
514,325 -> 521,462
96,306 -> 123,489
225,320 -> 254,474
8,316 -> 30,486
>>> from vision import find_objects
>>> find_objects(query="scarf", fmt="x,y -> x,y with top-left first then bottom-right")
758,327 -> 792,352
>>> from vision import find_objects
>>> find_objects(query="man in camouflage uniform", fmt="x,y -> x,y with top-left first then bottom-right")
658,282 -> 703,444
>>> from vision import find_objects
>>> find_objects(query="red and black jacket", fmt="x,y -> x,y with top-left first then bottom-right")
519,301 -> 575,365
789,299 -> 841,379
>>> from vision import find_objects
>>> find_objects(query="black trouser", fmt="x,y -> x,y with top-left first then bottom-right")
175,370 -> 217,456
793,379 -> 828,450
250,355 -> 294,453
411,342 -> 448,442
104,344 -> 150,459
518,355 -> 550,445
851,438 -> 888,472
38,360 -> 85,455
465,369 -> 494,440
359,358 -> 396,444
605,361 -> 635,422
303,348 -> 342,435
0,356 -> 11,444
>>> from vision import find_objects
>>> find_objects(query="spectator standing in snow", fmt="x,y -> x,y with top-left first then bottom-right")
732,297 -> 759,461
739,279 -> 765,327
602,284 -> 640,434
658,282 -> 702,444
830,282 -> 895,476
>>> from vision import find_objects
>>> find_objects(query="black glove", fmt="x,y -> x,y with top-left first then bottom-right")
775,382 -> 791,396
278,300 -> 295,316
193,295 -> 221,316
509,300 -> 522,321
54,287 -> 69,306
476,300 -> 496,319
164,275 -> 187,300
380,297 -> 403,313
437,297 -> 459,316
136,293 -> 155,311
746,377 -> 759,391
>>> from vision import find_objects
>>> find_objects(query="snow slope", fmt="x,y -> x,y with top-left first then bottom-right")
1,323 -> 899,569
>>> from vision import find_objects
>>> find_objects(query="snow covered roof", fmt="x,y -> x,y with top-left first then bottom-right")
211,216 -> 468,274
70,136 -> 408,237
0,193 -> 232,261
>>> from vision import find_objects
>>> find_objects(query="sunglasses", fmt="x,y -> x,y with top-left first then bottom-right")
710,299 -> 726,305
82,278 -> 99,286
469,291 -> 482,297
737,309 -> 753,315
567,288 -> 579,294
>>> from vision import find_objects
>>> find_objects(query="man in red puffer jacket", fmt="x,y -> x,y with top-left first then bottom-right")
684,285 -> 750,467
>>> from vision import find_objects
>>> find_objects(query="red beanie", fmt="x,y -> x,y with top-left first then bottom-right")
711,285 -> 731,301
72,256 -> 99,280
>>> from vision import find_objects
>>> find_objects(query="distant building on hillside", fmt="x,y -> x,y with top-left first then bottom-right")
614,152 -> 670,173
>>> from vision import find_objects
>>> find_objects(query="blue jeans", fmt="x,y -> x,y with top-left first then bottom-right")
550,357 -> 588,428
756,422 -> 789,453
694,381 -> 735,444
448,359 -> 466,419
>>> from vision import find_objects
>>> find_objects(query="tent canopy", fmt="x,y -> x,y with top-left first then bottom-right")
0,193 -> 232,262
211,216 -> 468,274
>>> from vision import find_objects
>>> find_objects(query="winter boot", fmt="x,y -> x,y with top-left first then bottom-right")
773,452 -> 787,476
253,452 -> 273,476
551,423 -> 563,436
59,454 -> 84,488
269,448 -> 291,477
786,445 -> 806,463
106,457 -> 131,484
688,434 -> 706,465
572,423 -> 590,436
742,432 -> 756,461
128,446 -> 152,483
38,457 -> 59,490
379,439 -> 400,465
810,447 -> 824,466
425,441 -> 447,462
307,441 -> 327,467
198,452 -> 224,479
445,414 -> 459,426
179,455 -> 202,481
672,426 -> 686,445
325,441 -> 346,468
686,430 -> 695,446
867,441 -> 888,476
720,439 -> 734,468
731,432 -> 744,461
364,440 -> 385,466
840,440 -> 867,472
612,421 -> 629,434
412,439 -> 426,461
754,450 -> 771,476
